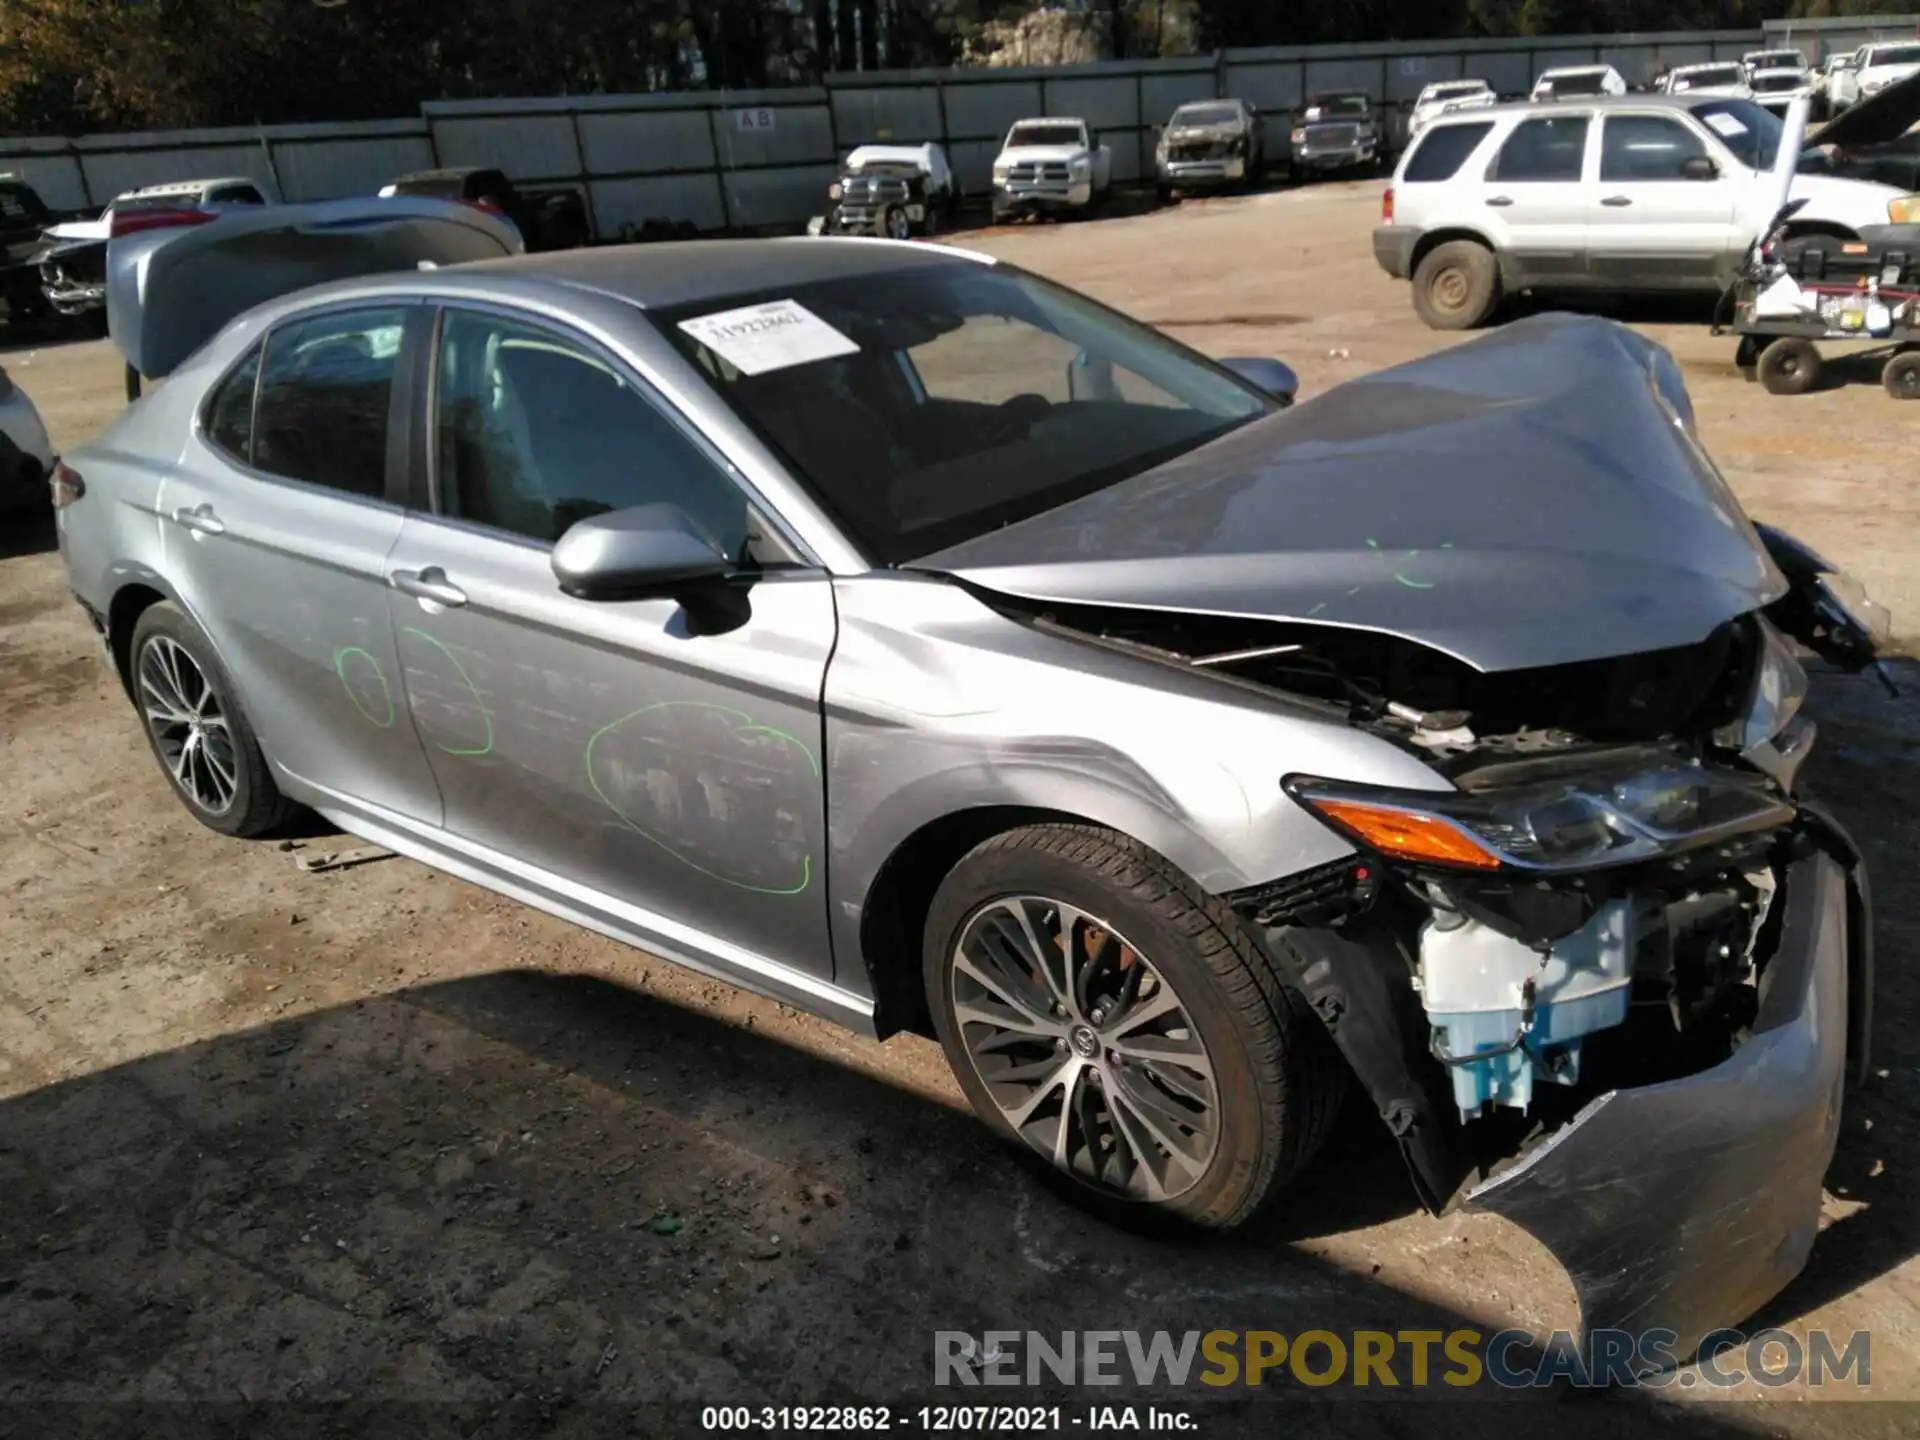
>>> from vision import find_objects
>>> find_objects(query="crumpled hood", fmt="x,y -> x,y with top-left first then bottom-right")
1166,123 -> 1242,142
910,314 -> 1788,674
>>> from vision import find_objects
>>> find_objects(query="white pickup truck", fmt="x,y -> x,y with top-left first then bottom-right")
991,118 -> 1112,222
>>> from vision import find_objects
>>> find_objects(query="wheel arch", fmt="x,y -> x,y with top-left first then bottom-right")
1779,219 -> 1858,242
851,794 -> 1245,1041
1409,225 -> 1497,274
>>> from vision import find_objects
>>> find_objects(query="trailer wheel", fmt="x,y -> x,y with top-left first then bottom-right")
1883,351 -> 1920,401
1758,337 -> 1821,397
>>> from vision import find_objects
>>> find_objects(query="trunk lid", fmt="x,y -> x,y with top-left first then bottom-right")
110,195 -> 522,380
909,314 -> 1786,675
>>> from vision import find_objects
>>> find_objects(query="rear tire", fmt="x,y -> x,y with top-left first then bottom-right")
128,602 -> 298,839
1759,337 -> 1822,397
923,824 -> 1343,1230
1412,239 -> 1501,330
1882,350 -> 1920,400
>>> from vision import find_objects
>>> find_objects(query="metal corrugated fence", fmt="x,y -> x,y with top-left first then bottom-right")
9,25 -> 1893,238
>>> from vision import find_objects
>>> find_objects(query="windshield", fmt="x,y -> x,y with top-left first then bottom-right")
1306,96 -> 1370,120
1868,45 -> 1920,67
1171,104 -> 1240,127
1672,66 -> 1743,90
1428,83 -> 1489,102
1751,72 -> 1805,93
1749,52 -> 1804,70
1689,98 -> 1784,170
1542,71 -> 1609,96
655,264 -> 1273,564
1007,123 -> 1084,148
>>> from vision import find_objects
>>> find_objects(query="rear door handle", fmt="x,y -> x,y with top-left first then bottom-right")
390,566 -> 468,608
1485,195 -> 1514,207
170,503 -> 225,537
1601,195 -> 1633,207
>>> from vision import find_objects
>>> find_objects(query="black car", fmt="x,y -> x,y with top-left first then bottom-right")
0,180 -> 61,326
380,167 -> 591,252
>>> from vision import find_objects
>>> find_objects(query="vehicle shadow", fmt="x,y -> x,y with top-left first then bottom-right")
0,949 -> 1894,1436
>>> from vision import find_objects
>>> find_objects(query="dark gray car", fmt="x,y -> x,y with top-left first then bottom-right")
55,237 -> 1882,1361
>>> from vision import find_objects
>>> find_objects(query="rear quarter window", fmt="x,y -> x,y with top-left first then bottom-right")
1402,123 -> 1495,182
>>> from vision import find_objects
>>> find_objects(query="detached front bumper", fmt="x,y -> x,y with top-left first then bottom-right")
1292,142 -> 1378,171
1465,845 -> 1864,1362
1159,157 -> 1248,188
993,179 -> 1094,212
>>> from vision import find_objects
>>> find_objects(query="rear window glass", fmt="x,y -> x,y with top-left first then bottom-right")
1489,115 -> 1589,182
203,342 -> 262,464
1403,122 -> 1493,182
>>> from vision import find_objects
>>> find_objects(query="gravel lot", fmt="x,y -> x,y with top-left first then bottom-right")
1,180 -> 1916,1437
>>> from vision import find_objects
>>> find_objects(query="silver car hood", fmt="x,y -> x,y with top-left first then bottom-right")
109,196 -> 523,380
911,314 -> 1788,674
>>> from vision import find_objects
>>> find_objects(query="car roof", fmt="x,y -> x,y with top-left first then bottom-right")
324,238 -> 993,313
1427,92 -> 1743,125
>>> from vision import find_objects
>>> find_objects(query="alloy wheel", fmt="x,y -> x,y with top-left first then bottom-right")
137,635 -> 238,815
887,208 -> 912,241
949,896 -> 1220,1201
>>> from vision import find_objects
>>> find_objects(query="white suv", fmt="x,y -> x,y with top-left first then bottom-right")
1373,94 -> 1914,329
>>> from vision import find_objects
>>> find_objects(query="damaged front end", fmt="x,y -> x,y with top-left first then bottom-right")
1017,561 -> 1878,1362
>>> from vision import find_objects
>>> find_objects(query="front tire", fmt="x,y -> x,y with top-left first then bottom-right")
1883,350 -> 1920,400
129,602 -> 297,838
1412,240 -> 1501,330
1759,336 -> 1822,396
923,824 -> 1342,1229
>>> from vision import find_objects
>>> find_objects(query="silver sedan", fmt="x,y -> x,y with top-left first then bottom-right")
56,236 -> 1881,1360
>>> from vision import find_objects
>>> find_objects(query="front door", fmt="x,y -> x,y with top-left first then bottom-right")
382,304 -> 839,985
1588,112 -> 1738,287
157,302 -> 445,825
1479,112 -> 1594,286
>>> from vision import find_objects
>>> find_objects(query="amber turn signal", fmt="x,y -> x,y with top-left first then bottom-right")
1301,797 -> 1502,870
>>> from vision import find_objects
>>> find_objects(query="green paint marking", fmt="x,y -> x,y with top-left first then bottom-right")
402,627 -> 495,757
1306,602 -> 1327,617
333,646 -> 396,728
584,700 -> 818,896
1394,574 -> 1436,589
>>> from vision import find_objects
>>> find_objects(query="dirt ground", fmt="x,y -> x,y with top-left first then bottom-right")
2,181 -> 1918,1438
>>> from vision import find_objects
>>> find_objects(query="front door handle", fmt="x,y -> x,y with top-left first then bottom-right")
1601,195 -> 1633,207
170,503 -> 225,537
390,566 -> 468,608
1485,195 -> 1514,207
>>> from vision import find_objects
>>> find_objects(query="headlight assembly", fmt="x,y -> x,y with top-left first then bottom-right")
1286,764 -> 1795,875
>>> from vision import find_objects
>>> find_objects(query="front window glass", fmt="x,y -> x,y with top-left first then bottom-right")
1305,96 -> 1370,120
1601,115 -> 1710,181
1007,123 -> 1083,147
1671,66 -> 1743,91
1687,99 -> 1783,171
434,309 -> 752,553
1869,45 -> 1920,66
1172,104 -> 1241,126
654,264 -> 1272,564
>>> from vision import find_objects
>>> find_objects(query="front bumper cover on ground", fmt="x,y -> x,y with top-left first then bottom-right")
1464,847 -> 1858,1362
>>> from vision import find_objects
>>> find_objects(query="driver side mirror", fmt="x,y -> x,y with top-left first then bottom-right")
1681,155 -> 1719,181
551,502 -> 732,603
1219,356 -> 1300,404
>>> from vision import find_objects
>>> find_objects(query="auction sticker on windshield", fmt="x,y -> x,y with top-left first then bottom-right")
678,299 -> 859,375
1703,111 -> 1749,137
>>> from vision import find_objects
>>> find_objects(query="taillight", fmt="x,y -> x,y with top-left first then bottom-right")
1382,187 -> 1395,223
461,196 -> 506,216
109,207 -> 219,239
49,460 -> 84,508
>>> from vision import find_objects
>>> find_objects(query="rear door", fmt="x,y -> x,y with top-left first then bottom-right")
380,303 -> 839,986
157,303 -> 444,824
1587,111 -> 1738,287
1478,112 -> 1595,285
